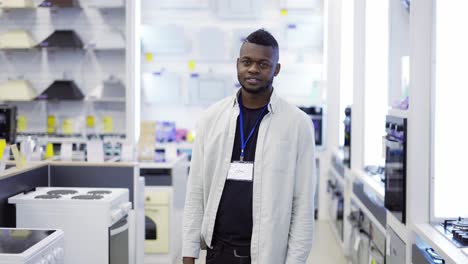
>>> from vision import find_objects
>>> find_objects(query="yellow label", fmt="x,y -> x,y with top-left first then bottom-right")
188,60 -> 196,71
47,115 -> 56,134
145,53 -> 153,62
17,115 -> 27,132
86,115 -> 95,128
186,131 -> 195,143
103,116 -> 113,133
45,143 -> 54,159
62,119 -> 74,135
371,259 -> 377,264
280,9 -> 288,16
0,139 -> 6,160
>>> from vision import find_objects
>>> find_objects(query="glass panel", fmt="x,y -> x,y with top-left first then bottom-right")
433,0 -> 468,219
0,229 -> 55,254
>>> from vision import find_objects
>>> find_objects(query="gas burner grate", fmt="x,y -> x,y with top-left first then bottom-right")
87,190 -> 112,195
71,195 -> 104,200
47,190 -> 78,195
35,194 -> 62,199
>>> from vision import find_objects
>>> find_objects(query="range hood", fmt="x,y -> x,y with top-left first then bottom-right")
0,30 -> 36,49
0,0 -> 35,8
87,77 -> 125,101
38,0 -> 80,8
86,31 -> 125,50
0,80 -> 37,101
36,30 -> 83,48
35,80 -> 84,101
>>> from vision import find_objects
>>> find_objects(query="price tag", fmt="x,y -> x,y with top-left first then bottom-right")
62,119 -> 74,135
60,143 -> 73,161
145,53 -> 154,62
47,115 -> 56,134
87,141 -> 104,163
17,115 -> 27,132
188,60 -> 196,71
280,8 -> 288,16
86,115 -> 95,128
103,116 -> 114,133
45,143 -> 54,159
0,139 -> 6,160
0,145 -> 10,172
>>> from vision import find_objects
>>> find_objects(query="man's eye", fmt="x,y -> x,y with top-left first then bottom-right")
260,62 -> 270,68
242,60 -> 251,66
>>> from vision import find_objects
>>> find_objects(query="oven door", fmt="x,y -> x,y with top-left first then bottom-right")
109,215 -> 129,264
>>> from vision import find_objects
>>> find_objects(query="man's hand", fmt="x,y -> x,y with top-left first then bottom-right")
182,257 -> 195,264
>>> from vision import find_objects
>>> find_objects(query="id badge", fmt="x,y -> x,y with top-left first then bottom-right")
227,161 -> 254,181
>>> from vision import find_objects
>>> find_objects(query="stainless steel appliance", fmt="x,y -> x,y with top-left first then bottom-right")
9,187 -> 131,264
384,115 -> 407,223
412,244 -> 446,264
343,106 -> 351,167
0,105 -> 17,144
0,228 -> 64,264
299,106 -> 323,147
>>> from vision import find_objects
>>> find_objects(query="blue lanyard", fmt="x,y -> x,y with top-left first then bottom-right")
238,96 -> 268,162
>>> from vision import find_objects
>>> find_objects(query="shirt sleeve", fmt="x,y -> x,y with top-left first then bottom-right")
182,121 -> 206,259
285,115 -> 317,264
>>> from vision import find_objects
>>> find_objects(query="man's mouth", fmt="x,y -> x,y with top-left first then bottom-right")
245,78 -> 261,85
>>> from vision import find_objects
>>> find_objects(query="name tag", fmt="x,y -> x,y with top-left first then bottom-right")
227,162 -> 254,181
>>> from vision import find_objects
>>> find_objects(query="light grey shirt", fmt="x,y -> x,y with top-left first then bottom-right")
182,90 -> 317,264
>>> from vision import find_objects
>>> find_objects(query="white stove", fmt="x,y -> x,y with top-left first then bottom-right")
0,228 -> 64,264
9,187 -> 131,264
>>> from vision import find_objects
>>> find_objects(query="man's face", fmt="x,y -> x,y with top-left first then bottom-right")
237,42 -> 281,94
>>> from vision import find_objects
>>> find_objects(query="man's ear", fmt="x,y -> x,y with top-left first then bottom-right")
274,63 -> 281,76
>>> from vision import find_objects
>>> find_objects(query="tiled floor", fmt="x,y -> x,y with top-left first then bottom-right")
194,220 -> 347,264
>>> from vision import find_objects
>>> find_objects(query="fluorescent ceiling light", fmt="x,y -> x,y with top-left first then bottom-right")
0,30 -> 36,49
0,80 -> 37,101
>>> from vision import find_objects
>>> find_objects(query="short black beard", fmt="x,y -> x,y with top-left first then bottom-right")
238,77 -> 273,95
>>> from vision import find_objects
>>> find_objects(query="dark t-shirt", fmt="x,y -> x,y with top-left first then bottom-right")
213,104 -> 269,247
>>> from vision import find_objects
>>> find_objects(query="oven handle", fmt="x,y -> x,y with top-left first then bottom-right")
110,218 -> 129,236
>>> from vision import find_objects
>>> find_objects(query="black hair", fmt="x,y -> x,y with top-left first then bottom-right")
245,29 -> 279,50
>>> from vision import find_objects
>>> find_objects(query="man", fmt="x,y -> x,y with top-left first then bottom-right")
182,29 -> 316,264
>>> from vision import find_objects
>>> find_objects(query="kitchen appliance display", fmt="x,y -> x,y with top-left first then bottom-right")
436,218 -> 468,249
384,115 -> 407,223
299,106 -> 323,147
9,187 -> 131,264
0,228 -> 64,264
0,105 -> 17,144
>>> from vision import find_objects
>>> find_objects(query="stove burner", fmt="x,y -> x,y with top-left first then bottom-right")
439,217 -> 468,247
454,221 -> 468,231
47,190 -> 78,195
35,194 -> 62,199
71,195 -> 104,200
87,190 -> 112,195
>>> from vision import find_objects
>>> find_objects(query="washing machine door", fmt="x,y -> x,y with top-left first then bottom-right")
357,231 -> 370,264
145,216 -> 157,240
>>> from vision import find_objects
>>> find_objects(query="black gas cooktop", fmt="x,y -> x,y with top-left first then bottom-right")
436,218 -> 468,248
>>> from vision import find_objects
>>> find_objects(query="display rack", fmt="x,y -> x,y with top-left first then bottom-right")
0,0 -> 137,140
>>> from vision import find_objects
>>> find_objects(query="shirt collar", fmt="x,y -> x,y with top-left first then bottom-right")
231,88 -> 278,114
